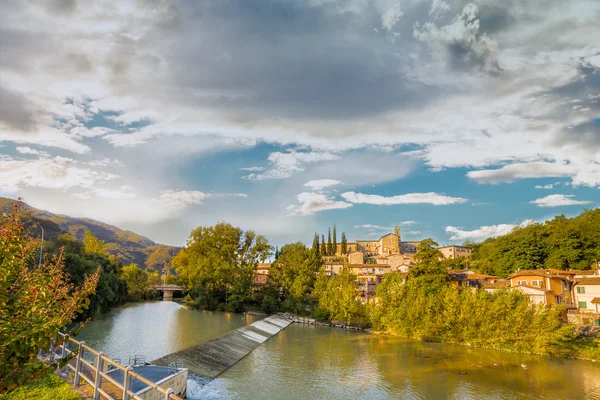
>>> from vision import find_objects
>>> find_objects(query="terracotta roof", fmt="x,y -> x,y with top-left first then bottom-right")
508,269 -> 569,280
575,277 -> 600,285
482,279 -> 510,289
591,298 -> 600,304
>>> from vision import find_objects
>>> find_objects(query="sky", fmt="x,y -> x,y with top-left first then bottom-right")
0,0 -> 599,247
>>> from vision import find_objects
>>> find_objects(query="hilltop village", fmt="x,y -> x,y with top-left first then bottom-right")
256,226 -> 600,327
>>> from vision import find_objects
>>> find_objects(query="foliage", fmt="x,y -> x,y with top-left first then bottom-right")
0,203 -> 99,393
406,239 -> 449,294
320,235 -> 326,255
369,237 -> 595,357
120,264 -> 159,301
313,268 -> 365,324
341,232 -> 347,255
1,373 -> 81,400
44,234 -> 128,319
269,242 -> 323,313
332,225 -> 337,255
327,228 -> 333,256
470,209 -> 600,277
173,222 -> 271,312
83,231 -> 106,256
311,233 -> 320,256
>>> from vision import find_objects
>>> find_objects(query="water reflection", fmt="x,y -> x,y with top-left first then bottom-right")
204,324 -> 600,400
77,301 -> 260,362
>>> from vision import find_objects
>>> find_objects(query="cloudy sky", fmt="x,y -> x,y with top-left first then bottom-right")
1,0 -> 599,246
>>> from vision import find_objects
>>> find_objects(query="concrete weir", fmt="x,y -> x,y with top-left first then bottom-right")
152,315 -> 292,378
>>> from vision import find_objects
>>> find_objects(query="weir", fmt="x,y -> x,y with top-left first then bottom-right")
152,315 -> 292,378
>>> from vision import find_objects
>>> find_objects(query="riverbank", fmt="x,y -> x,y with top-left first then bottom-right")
277,312 -> 368,331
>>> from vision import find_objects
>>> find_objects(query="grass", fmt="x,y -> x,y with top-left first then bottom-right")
0,374 -> 80,400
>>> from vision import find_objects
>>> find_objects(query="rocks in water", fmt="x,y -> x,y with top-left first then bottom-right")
277,312 -> 365,331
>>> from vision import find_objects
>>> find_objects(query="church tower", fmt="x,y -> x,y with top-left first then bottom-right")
394,225 -> 401,241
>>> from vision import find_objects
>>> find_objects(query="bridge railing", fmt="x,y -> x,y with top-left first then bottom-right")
52,332 -> 184,400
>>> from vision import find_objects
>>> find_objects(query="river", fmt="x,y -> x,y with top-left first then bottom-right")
78,302 -> 600,400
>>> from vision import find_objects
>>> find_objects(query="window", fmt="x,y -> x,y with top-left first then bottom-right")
532,280 -> 543,286
517,280 -> 527,285
577,287 -> 586,294
458,281 -> 463,287
578,301 -> 587,309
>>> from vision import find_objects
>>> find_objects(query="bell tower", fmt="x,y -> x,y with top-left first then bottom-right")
394,225 -> 401,241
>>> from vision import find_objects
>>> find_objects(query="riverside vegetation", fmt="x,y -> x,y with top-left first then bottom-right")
0,202 -> 169,394
174,215 -> 600,360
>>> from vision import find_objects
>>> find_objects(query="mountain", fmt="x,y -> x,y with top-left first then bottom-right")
0,197 -> 176,269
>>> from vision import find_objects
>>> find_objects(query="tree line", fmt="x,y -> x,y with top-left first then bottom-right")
469,209 -> 600,277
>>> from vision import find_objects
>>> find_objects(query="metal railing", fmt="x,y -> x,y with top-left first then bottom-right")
53,333 -> 184,400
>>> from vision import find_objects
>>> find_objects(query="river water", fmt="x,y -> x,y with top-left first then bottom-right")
79,302 -> 600,400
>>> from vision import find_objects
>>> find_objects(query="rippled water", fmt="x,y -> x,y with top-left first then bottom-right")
79,302 -> 600,400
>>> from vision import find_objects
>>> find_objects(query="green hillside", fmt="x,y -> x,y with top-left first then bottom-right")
470,208 -> 600,277
0,197 -> 176,269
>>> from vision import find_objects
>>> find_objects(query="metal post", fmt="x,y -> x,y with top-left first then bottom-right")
74,341 -> 85,385
61,334 -> 68,359
93,352 -> 104,400
165,388 -> 174,399
123,366 -> 133,400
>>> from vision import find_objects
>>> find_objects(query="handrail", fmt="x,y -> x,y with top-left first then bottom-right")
53,332 -> 185,400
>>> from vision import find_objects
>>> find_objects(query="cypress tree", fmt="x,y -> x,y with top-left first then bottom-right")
275,245 -> 279,259
341,232 -> 347,254
321,234 -> 326,255
327,228 -> 333,256
333,225 -> 337,255
312,233 -> 320,255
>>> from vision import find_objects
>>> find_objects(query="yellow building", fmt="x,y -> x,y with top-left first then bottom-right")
438,245 -> 472,259
508,269 -> 574,306
324,261 -> 344,277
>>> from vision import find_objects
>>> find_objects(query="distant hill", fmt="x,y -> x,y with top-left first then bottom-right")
470,208 -> 600,277
0,197 -> 177,269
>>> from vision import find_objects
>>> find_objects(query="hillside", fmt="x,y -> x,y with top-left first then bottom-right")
0,197 -> 176,269
470,208 -> 600,277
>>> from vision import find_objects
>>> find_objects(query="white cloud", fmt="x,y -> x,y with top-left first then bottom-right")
341,191 -> 468,205
239,167 -> 264,172
534,184 -> 554,189
400,220 -> 417,226
354,224 -> 391,230
446,220 -> 536,240
467,162 -> 577,183
530,194 -> 592,208
429,0 -> 450,18
304,179 -> 342,190
287,192 -> 352,216
404,230 -> 422,236
16,146 -> 49,156
158,190 -> 247,208
381,4 -> 403,32
245,151 -> 340,180
73,187 -> 137,200
0,154 -> 118,192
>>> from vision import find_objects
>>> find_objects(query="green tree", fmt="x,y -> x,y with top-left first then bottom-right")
173,223 -> 271,312
332,225 -> 337,255
327,228 -> 333,256
144,245 -> 175,271
0,204 -> 99,393
269,242 -> 323,312
312,233 -> 320,256
341,232 -> 348,254
83,231 -> 106,256
321,234 -> 326,255
121,264 -> 151,300
407,239 -> 449,294
315,268 -> 364,324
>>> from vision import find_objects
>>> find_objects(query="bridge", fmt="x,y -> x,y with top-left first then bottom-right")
154,284 -> 184,301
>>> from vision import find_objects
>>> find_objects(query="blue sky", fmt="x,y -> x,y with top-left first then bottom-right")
0,0 -> 599,247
